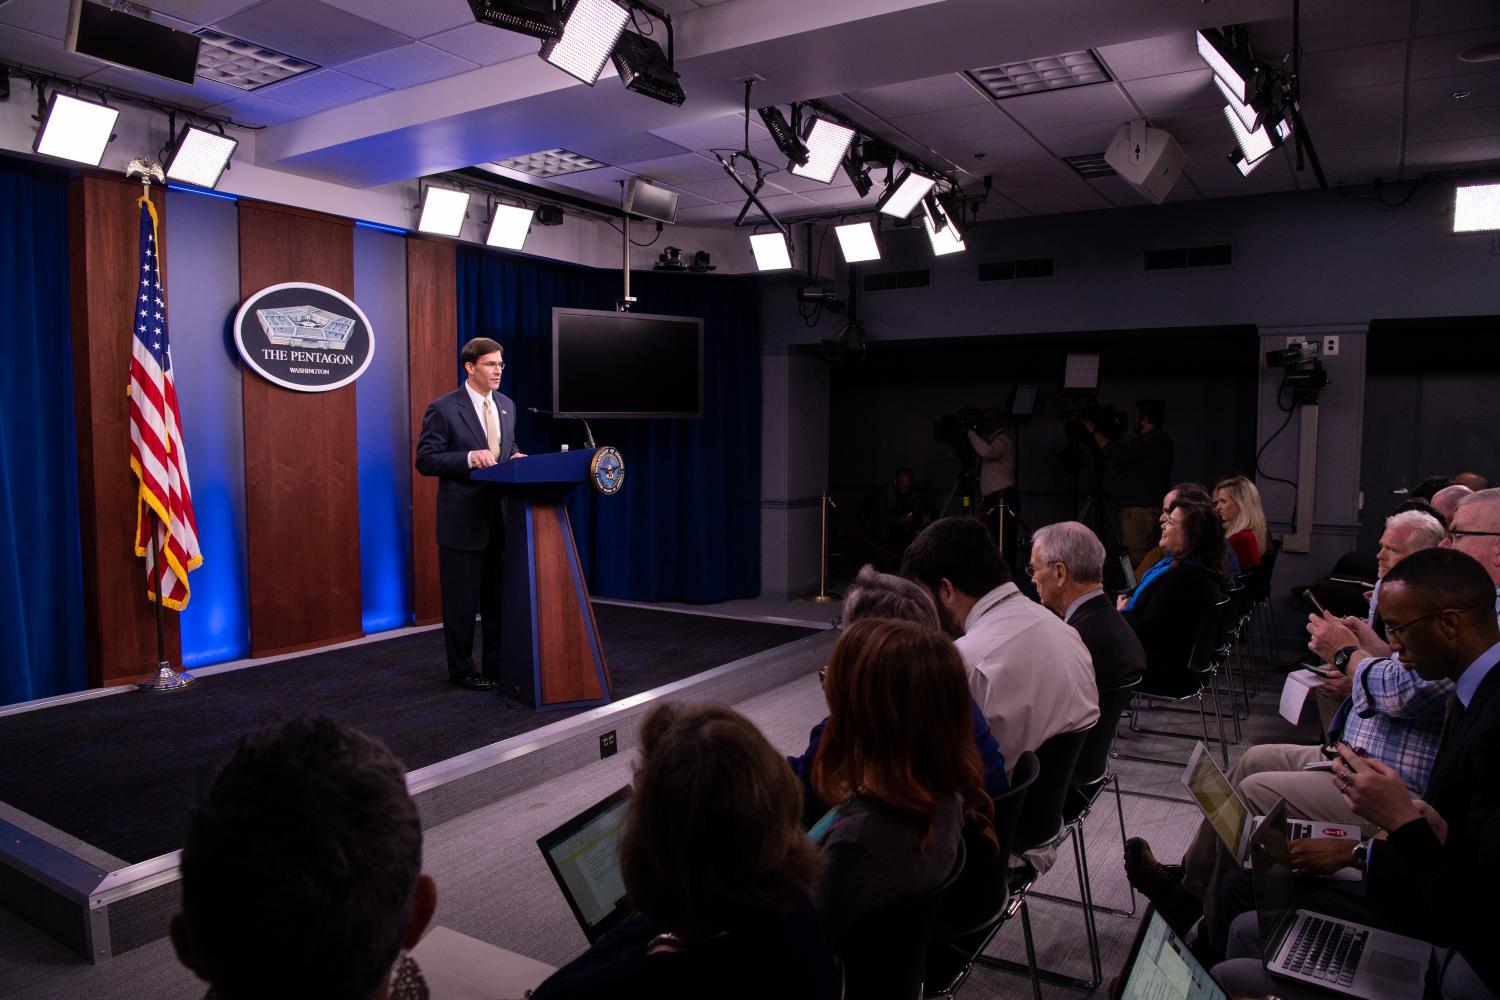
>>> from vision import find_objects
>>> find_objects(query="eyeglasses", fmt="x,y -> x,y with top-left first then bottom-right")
1024,561 -> 1060,580
1447,527 -> 1500,541
1384,608 -> 1456,638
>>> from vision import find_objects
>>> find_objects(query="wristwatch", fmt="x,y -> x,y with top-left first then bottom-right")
1351,839 -> 1370,869
1332,645 -> 1359,671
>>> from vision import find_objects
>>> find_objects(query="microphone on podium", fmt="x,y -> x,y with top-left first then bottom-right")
527,407 -> 596,450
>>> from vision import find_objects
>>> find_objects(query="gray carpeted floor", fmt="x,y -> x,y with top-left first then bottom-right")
0,617 -> 1319,999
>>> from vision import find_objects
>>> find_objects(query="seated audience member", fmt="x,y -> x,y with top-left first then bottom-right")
901,517 -> 1099,776
809,618 -> 995,943
1126,510 -> 1457,948
1212,547 -> 1500,1000
870,467 -> 931,555
1028,521 -> 1147,693
534,703 -> 839,1000
1432,483 -> 1474,523
1120,498 -> 1227,697
1444,488 -> 1500,598
1134,482 -> 1215,579
1453,469 -> 1489,492
1211,475 -> 1269,569
788,564 -> 1006,829
171,717 -> 438,1000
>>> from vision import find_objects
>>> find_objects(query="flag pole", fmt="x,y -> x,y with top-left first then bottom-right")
128,158 -> 193,693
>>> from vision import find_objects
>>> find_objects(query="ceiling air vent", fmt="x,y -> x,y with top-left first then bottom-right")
864,269 -> 931,292
979,258 -> 1055,281
1064,153 -> 1115,179
490,149 -> 608,177
968,50 -> 1110,99
195,29 -> 318,90
1144,245 -> 1232,271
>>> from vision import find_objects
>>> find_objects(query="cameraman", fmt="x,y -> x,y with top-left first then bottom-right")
1086,399 -> 1173,568
967,406 -> 1019,563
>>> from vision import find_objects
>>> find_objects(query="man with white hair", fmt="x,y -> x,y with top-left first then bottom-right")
1028,521 -> 1146,693
1443,488 -> 1500,598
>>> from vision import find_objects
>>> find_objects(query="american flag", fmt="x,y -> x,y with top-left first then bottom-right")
127,196 -> 201,610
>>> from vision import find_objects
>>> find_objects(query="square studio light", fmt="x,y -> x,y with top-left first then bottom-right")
876,167 -> 937,219
541,0 -> 630,86
749,232 -> 793,271
1196,28 -> 1253,104
791,116 -> 857,184
417,186 -> 470,237
34,92 -> 119,166
1223,105 -> 1275,163
164,125 -> 238,188
834,222 -> 880,263
1063,353 -> 1100,391
922,204 -> 965,256
1213,73 -> 1261,131
486,204 -> 534,248
1454,182 -> 1500,233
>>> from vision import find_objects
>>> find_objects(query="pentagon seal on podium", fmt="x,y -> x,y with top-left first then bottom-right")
590,447 -> 624,495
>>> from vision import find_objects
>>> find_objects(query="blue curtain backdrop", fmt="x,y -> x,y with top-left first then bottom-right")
456,248 -> 761,602
0,156 -> 87,705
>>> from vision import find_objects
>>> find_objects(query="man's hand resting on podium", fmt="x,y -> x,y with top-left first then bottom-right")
469,450 -> 498,469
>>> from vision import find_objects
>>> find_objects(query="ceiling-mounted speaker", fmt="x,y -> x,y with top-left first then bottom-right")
1104,120 -> 1185,205
623,177 -> 679,224
65,0 -> 201,85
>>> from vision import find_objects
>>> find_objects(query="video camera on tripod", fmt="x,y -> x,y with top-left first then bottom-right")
933,404 -> 984,467
1060,399 -> 1129,445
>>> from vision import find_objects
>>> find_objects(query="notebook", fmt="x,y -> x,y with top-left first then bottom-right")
536,786 -> 633,943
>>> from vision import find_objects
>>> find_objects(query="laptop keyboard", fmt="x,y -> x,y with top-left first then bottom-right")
1284,916 -> 1366,986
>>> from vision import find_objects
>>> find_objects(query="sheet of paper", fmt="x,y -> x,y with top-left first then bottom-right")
1279,669 -> 1321,726
410,925 -> 557,1000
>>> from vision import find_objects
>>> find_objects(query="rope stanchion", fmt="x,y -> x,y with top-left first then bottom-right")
803,491 -> 842,603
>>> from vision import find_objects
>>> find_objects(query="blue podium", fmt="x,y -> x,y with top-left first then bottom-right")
472,450 -> 612,710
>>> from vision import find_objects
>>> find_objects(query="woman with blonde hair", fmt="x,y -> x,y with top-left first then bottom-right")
1212,475 -> 1269,569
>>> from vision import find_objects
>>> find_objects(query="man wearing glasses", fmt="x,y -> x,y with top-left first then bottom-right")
416,337 -> 525,691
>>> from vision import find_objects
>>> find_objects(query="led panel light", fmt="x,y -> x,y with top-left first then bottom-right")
418,186 -> 470,237
876,167 -> 937,219
1063,353 -> 1100,391
1196,28 -> 1252,104
1213,73 -> 1260,131
1230,149 -> 1265,176
466,0 -> 561,39
612,29 -> 684,106
1454,181 -> 1500,233
749,232 -> 793,271
834,222 -> 880,263
486,204 -> 534,248
541,0 -> 629,86
759,106 -> 808,167
1223,105 -> 1274,162
791,116 -> 857,184
923,210 -> 965,256
34,92 -> 119,166
164,125 -> 238,188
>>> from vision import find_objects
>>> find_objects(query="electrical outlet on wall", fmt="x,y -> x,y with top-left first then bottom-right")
1323,335 -> 1340,356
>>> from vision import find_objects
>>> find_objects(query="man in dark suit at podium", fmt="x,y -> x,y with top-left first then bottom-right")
416,337 -> 524,690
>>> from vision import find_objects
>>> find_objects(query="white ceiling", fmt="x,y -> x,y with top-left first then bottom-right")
3,0 -> 1499,226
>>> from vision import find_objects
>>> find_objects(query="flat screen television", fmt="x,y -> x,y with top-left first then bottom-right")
552,308 -> 703,418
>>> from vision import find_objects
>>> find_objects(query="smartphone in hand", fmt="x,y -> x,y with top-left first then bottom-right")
1303,590 -> 1328,617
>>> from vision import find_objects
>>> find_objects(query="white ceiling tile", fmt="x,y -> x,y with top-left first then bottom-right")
1179,140 -> 1295,199
801,184 -> 872,209
319,0 -> 473,39
1004,176 -> 1113,216
1096,32 -> 1204,82
0,0 -> 69,36
340,43 -> 479,90
884,103 -> 1024,146
1312,145 -> 1403,184
1149,107 -> 1236,145
1298,83 -> 1404,127
998,84 -> 1139,131
582,133 -> 696,166
1298,42 -> 1408,93
1307,116 -> 1403,151
1410,73 -> 1500,116
617,152 -> 729,185
672,175 -> 781,203
1032,121 -> 1123,158
1249,1 -> 1410,55
206,92 -> 305,126
1093,175 -> 1159,208
213,0 -> 411,66
256,70 -> 389,112
846,73 -> 988,119
672,202 -> 753,224
423,22 -> 543,65
1406,107 -> 1500,144
127,0 -> 267,25
77,66 -> 239,110
1119,69 -> 1218,116
1416,0 -> 1500,36
929,132 -> 1052,173
1403,135 -> 1500,170
0,23 -> 119,77
649,113 -> 764,153
1411,29 -> 1500,79
764,168 -> 852,194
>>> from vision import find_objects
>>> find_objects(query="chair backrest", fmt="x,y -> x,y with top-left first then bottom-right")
1070,677 -> 1143,790
838,839 -> 967,1000
991,750 -> 1039,856
1188,593 -> 1233,676
1243,538 -> 1282,603
1012,728 -> 1090,855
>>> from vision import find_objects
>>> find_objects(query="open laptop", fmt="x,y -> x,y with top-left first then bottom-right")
1252,799 -> 1432,999
1114,906 -> 1227,1000
1183,741 -> 1361,879
536,786 -> 634,944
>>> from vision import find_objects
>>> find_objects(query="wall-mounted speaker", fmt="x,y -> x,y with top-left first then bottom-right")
1104,120 -> 1185,205
65,0 -> 201,86
623,177 -> 678,224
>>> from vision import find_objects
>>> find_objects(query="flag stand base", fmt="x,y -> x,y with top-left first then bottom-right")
138,661 -> 193,692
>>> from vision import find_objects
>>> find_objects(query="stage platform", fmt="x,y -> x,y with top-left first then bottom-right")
0,600 -> 833,963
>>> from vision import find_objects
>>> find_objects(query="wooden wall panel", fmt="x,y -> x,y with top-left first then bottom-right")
406,238 -> 456,626
238,202 -> 362,656
69,174 -> 182,686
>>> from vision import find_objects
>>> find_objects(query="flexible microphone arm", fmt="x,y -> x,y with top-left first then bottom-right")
527,407 -> 596,450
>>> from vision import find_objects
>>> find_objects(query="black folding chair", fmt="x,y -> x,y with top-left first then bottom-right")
839,839 -> 967,1000
1119,593 -> 1234,769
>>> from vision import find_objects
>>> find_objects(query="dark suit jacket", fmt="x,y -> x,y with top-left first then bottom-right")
1122,561 -> 1223,697
1369,658 -> 1500,993
414,387 -> 518,551
1067,592 -> 1147,694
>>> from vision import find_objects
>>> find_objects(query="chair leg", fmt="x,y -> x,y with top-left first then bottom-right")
1072,825 -> 1104,985
1112,774 -> 1137,916
976,893 -> 1101,992
1021,902 -> 1044,1000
